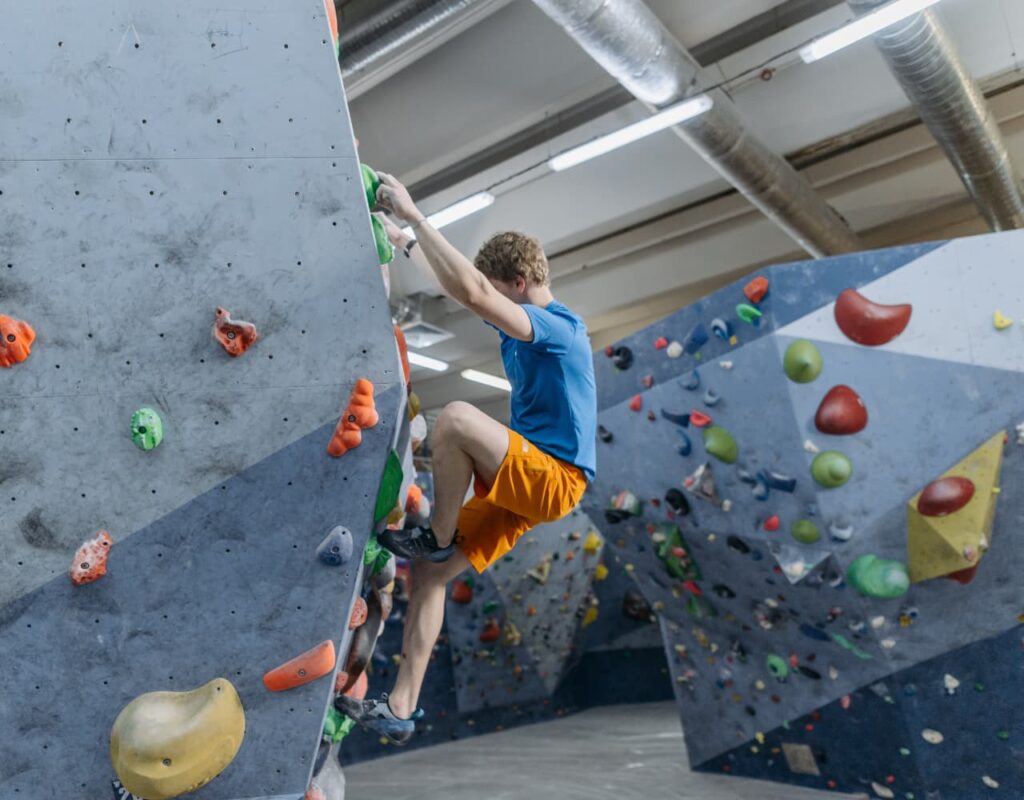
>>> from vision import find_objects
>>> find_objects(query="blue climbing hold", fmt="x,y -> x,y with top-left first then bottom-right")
681,369 -> 701,391
703,389 -> 720,407
676,429 -> 692,456
800,623 -> 830,641
317,525 -> 354,566
752,475 -> 770,501
683,323 -> 708,355
762,470 -> 796,493
710,318 -> 731,340
661,409 -> 691,427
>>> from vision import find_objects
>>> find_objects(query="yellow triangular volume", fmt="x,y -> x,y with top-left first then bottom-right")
906,431 -> 1004,583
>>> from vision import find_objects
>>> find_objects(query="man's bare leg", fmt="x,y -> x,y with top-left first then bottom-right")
387,401 -> 509,717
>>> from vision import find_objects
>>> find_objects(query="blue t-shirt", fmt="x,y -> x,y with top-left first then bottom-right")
492,301 -> 597,482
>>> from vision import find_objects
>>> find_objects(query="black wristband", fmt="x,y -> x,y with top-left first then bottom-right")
403,239 -> 419,258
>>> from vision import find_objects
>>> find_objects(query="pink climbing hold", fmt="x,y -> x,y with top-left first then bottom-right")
629,394 -> 642,412
69,530 -> 113,586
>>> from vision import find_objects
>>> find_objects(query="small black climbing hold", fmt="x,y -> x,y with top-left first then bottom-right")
604,509 -> 631,524
712,584 -> 736,599
744,705 -> 757,716
798,665 -> 821,680
664,488 -> 690,516
726,535 -> 750,554
597,425 -> 614,444
611,346 -> 633,371
660,409 -> 690,427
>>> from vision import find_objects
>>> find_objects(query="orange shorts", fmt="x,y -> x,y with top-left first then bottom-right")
457,428 -> 587,573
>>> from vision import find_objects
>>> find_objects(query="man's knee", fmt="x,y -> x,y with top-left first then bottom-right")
433,400 -> 477,445
410,559 -> 452,591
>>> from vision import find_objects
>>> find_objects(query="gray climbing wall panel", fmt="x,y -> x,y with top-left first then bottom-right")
1,3 -> 401,798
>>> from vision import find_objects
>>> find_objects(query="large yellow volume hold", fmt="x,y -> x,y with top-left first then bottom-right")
110,677 -> 245,800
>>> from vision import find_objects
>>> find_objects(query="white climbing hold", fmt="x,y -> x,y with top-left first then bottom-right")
880,638 -> 896,649
871,781 -> 895,798
721,499 -> 733,512
922,728 -> 944,744
804,439 -> 820,454
870,615 -> 886,629
943,673 -> 960,694
719,360 -> 733,370
982,775 -> 1000,789
829,522 -> 853,542
828,666 -> 839,680
1015,422 -> 1024,445
666,341 -> 683,359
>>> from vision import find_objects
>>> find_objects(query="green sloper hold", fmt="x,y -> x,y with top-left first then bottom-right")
702,425 -> 737,464
655,523 -> 701,581
811,450 -> 852,488
360,163 -> 380,211
362,533 -> 392,577
131,407 -> 163,451
790,519 -> 820,544
324,706 -> 356,743
847,554 -> 910,599
766,654 -> 789,679
374,449 -> 404,524
371,215 -> 395,265
783,339 -> 823,383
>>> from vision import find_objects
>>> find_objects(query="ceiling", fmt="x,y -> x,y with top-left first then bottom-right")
344,0 -> 1024,422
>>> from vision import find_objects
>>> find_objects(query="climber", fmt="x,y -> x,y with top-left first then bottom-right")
336,172 -> 597,745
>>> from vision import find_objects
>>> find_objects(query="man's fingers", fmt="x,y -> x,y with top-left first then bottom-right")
377,171 -> 398,188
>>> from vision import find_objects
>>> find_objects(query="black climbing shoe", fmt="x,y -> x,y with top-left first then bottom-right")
334,693 -> 421,746
378,526 -> 456,562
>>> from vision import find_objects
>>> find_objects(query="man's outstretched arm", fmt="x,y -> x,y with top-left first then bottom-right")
376,172 -> 533,343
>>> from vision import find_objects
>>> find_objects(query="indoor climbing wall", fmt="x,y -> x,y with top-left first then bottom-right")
584,232 -> 1024,799
0,3 -> 402,799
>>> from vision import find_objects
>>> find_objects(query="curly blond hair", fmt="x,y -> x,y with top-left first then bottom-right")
473,231 -> 550,286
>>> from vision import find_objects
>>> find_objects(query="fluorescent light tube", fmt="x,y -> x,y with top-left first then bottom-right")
799,0 -> 942,63
407,351 -> 449,372
548,94 -> 714,172
402,191 -> 495,236
460,369 -> 511,392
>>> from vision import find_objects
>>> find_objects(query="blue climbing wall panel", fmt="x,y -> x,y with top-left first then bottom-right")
583,230 -> 1024,798
0,3 -> 402,798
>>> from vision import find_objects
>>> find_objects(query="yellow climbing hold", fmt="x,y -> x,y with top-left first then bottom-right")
594,563 -> 609,581
624,563 -> 634,573
583,530 -> 603,555
755,732 -> 766,744
582,606 -> 599,628
994,310 -> 1013,330
110,678 -> 245,800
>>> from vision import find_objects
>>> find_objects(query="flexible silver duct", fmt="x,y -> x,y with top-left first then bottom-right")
847,1 -> 1024,231
532,0 -> 861,257
340,0 -> 480,78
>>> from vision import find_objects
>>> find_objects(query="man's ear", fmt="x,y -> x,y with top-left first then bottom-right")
516,276 -> 528,294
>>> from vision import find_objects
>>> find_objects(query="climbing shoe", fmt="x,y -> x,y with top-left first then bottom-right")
334,693 -> 421,745
378,526 -> 456,563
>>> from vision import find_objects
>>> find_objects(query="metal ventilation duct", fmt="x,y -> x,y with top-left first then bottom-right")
847,1 -> 1024,231
531,0 -> 861,257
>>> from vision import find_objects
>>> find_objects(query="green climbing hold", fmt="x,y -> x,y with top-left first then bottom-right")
790,519 -> 820,545
655,523 -> 701,581
482,600 -> 499,615
847,554 -> 909,599
324,706 -> 356,743
997,730 -> 1010,741
371,215 -> 395,265
811,451 -> 852,488
783,339 -> 823,384
374,449 -> 404,524
685,595 -> 716,618
360,163 -> 380,211
899,747 -> 911,757
702,425 -> 738,464
463,574 -> 476,589
736,303 -> 763,325
974,683 -> 985,692
766,654 -> 789,679
131,407 -> 163,451
831,633 -> 873,659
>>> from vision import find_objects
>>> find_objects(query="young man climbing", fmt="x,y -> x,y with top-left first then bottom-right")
335,173 -> 597,744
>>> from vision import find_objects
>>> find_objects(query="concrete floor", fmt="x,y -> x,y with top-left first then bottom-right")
344,702 -> 866,800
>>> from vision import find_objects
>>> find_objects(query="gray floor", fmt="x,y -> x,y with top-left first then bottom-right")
344,702 -> 866,800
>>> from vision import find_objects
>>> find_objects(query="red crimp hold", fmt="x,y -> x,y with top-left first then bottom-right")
629,394 -> 642,412
945,564 -> 979,585
451,579 -> 473,605
69,530 -> 113,586
763,515 -> 780,532
654,337 -> 669,350
690,410 -> 712,427
604,346 -> 615,357
682,580 -> 702,596
743,276 -> 769,305
212,307 -> 258,357
480,620 -> 501,643
0,315 -> 36,368
834,288 -> 912,346
327,378 -> 379,457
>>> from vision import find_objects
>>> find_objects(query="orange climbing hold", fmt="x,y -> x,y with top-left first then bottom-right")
743,276 -> 769,305
212,307 -> 258,357
349,597 -> 368,630
327,379 -> 379,457
405,483 -> 423,513
263,640 -> 336,692
0,315 -> 36,367
451,579 -> 473,605
69,530 -> 113,586
394,324 -> 411,385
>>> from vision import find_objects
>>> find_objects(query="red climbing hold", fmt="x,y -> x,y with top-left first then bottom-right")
604,346 -> 615,357
834,288 -> 912,346
815,385 -> 868,435
349,596 -> 368,630
212,307 -> 258,357
263,640 -> 336,692
945,564 -> 979,584
743,276 -> 769,305
451,579 -> 473,605
69,530 -> 113,586
337,670 -> 368,700
917,477 -> 975,517
327,379 -> 379,457
0,315 -> 36,367
654,337 -> 669,350
629,394 -> 642,412
764,515 -> 780,532
480,620 -> 501,643
690,410 -> 712,428
682,580 -> 702,596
